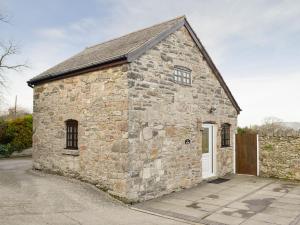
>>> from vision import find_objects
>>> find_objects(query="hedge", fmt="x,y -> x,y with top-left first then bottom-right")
0,115 -> 32,157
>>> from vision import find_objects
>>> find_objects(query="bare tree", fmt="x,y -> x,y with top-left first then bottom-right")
259,116 -> 285,133
262,117 -> 283,126
0,41 -> 26,86
0,12 -> 26,88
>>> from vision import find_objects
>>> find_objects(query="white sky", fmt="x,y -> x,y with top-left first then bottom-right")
1,0 -> 300,126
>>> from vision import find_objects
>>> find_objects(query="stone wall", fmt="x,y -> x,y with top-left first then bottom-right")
32,65 -> 130,198
126,26 -> 238,201
32,26 -> 238,203
259,133 -> 300,180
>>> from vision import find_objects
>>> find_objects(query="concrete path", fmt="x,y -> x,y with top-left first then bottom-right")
0,158 -> 186,225
133,175 -> 300,225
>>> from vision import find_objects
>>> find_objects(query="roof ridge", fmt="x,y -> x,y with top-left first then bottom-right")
126,16 -> 185,57
85,15 -> 186,50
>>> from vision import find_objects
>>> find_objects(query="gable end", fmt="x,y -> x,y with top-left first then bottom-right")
183,20 -> 241,114
126,17 -> 241,114
27,16 -> 241,114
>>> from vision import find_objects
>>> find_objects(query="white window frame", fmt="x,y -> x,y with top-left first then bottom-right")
173,66 -> 192,85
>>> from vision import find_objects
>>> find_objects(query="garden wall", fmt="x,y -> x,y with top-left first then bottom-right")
259,131 -> 300,180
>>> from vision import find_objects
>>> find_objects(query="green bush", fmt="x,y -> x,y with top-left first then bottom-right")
237,127 -> 257,134
0,115 -> 32,157
0,144 -> 10,157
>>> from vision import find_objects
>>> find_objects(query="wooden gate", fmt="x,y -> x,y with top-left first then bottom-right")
235,133 -> 258,176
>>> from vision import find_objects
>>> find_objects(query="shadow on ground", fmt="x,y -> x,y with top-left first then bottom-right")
133,175 -> 300,225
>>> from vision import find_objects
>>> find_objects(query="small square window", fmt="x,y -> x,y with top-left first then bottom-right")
173,67 -> 192,85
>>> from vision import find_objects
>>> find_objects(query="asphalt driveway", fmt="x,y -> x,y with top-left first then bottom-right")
2,158 -> 300,225
0,158 -> 185,225
134,175 -> 300,225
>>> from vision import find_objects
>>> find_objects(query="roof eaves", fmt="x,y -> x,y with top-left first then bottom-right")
27,54 -> 128,87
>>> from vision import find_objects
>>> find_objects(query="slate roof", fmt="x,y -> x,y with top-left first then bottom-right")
28,16 -> 241,113
28,16 -> 185,85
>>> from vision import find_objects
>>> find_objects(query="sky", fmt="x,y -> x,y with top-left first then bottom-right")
1,0 -> 300,127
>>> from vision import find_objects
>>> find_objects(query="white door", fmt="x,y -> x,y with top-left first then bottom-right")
202,124 -> 214,178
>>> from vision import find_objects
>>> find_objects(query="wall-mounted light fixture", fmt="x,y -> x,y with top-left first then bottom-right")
185,139 -> 191,144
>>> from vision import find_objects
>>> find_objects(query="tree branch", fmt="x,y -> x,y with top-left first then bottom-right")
0,41 -> 27,87
0,64 -> 27,70
0,11 -> 27,89
0,42 -> 27,69
0,41 -> 18,65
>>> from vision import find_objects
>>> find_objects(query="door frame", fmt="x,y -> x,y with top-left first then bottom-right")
256,134 -> 260,176
233,133 -> 236,174
202,123 -> 216,179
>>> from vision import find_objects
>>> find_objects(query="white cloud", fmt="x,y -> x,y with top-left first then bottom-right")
98,0 -> 300,62
2,0 -> 300,126
69,18 -> 98,33
37,28 -> 67,40
228,73 -> 300,126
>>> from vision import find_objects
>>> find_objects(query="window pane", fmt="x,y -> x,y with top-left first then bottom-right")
66,121 -> 78,149
173,68 -> 191,85
221,124 -> 230,147
202,128 -> 209,154
226,139 -> 230,146
178,76 -> 182,82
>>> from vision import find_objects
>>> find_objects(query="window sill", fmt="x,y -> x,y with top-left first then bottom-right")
221,146 -> 232,149
173,81 -> 192,87
64,147 -> 78,150
62,149 -> 79,156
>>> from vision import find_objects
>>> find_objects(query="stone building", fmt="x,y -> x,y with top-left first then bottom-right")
28,16 -> 241,202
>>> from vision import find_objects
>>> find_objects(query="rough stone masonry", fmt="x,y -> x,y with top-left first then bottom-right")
125,27 -> 237,201
31,20 -> 239,202
259,133 -> 300,181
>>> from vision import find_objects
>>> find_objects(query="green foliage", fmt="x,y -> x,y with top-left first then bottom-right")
237,127 -> 257,134
0,115 -> 32,157
0,144 -> 10,157
264,144 -> 274,151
